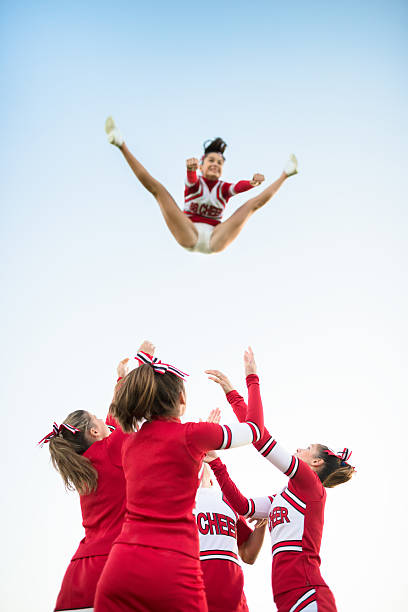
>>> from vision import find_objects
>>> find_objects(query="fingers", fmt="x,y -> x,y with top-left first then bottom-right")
138,340 -> 156,355
206,407 -> 221,424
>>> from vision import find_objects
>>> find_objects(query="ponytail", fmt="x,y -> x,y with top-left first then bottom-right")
48,410 -> 98,495
203,137 -> 227,160
317,444 -> 355,488
111,364 -> 185,432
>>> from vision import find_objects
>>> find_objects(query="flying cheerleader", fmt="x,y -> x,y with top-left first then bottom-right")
105,117 -> 298,254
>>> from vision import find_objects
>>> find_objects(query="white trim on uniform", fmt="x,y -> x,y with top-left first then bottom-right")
284,487 -> 306,510
289,588 -> 317,612
272,544 -> 303,557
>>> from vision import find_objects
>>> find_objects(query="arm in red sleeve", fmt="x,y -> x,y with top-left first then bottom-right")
209,457 -> 272,519
245,374 -> 264,440
226,390 -> 248,422
186,375 -> 264,454
185,169 -> 199,187
229,180 -> 254,196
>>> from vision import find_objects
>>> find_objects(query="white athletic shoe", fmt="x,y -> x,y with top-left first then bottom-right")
284,154 -> 298,177
105,116 -> 124,147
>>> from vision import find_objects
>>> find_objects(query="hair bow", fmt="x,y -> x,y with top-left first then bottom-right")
135,351 -> 188,380
38,422 -> 80,447
324,447 -> 352,465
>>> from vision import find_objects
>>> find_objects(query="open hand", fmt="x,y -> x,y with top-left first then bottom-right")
138,340 -> 155,357
186,157 -> 199,171
206,408 -> 221,424
205,370 -> 234,394
244,347 -> 257,376
117,358 -> 130,380
250,173 -> 265,187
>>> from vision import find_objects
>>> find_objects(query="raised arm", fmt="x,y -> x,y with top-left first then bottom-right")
208,365 -> 318,490
207,454 -> 273,520
185,157 -> 200,187
226,173 -> 265,198
188,348 -> 264,453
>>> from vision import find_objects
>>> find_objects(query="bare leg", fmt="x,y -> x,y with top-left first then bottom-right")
210,172 -> 289,253
120,143 -> 198,249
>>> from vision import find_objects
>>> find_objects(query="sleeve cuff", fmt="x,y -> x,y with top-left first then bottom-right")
246,373 -> 259,386
226,390 -> 241,404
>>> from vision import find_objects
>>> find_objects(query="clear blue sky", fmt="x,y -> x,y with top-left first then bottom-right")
1,1 -> 407,610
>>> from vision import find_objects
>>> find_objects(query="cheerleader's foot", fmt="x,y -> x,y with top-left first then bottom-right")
284,154 -> 298,177
105,116 -> 124,148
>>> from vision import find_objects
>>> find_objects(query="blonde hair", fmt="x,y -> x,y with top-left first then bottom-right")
48,410 -> 98,495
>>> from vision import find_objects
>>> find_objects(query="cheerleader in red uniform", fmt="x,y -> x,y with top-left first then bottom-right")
94,346 -> 265,612
195,462 -> 267,612
40,348 -> 150,612
204,370 -> 355,612
104,117 -> 297,254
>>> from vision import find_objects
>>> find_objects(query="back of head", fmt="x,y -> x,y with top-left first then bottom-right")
203,137 -> 227,160
111,365 -> 185,432
316,445 -> 355,488
48,410 -> 98,495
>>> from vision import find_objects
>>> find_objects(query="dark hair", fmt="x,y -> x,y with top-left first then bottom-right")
48,410 -> 98,495
111,365 -> 185,432
203,137 -> 227,160
316,445 -> 355,488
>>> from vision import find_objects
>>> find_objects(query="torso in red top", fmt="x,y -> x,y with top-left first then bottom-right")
267,460 -> 327,596
72,422 -> 128,560
184,171 -> 254,226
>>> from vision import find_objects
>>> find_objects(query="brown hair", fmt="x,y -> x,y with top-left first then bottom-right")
203,137 -> 227,160
48,410 -> 98,495
316,445 -> 355,488
111,365 -> 185,432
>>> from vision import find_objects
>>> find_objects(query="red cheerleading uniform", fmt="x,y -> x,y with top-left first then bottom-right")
184,170 -> 254,226
194,487 -> 252,612
54,414 -> 128,612
207,389 -> 338,612
94,374 -> 264,612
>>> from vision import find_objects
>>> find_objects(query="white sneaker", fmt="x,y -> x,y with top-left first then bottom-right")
105,116 -> 124,147
284,154 -> 298,177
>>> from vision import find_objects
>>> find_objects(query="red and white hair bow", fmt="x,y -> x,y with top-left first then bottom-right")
38,422 -> 80,447
325,447 -> 352,463
135,351 -> 188,380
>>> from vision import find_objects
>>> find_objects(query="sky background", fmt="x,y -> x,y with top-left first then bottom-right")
1,1 -> 407,610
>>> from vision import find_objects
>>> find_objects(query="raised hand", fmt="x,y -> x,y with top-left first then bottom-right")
186,157 -> 199,171
206,407 -> 221,424
244,347 -> 257,377
205,370 -> 234,394
250,173 -> 265,187
117,358 -> 130,380
138,340 -> 155,357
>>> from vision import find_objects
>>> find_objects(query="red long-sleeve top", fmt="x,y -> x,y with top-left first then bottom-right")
209,389 -> 328,598
71,413 -> 128,560
115,374 -> 264,559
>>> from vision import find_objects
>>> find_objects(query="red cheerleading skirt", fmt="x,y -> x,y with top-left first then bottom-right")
275,585 -> 337,612
55,554 -> 108,611
94,542 -> 208,611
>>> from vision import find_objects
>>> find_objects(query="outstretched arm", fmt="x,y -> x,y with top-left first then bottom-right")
239,519 -> 267,565
206,453 -> 272,519
188,348 -> 264,453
